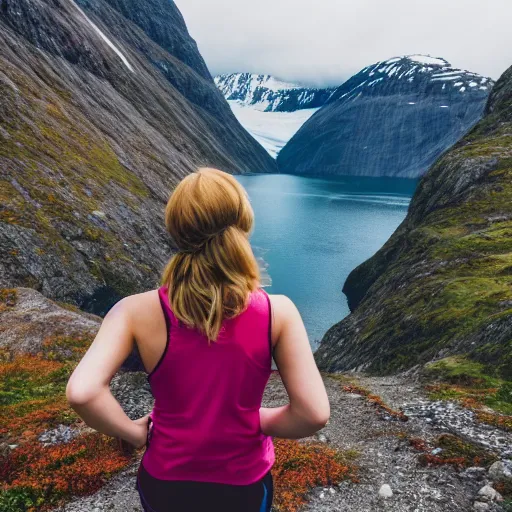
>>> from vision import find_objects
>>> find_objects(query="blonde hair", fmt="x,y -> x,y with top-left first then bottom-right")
162,168 -> 260,341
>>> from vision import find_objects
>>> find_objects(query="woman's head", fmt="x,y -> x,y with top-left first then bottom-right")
162,168 -> 260,341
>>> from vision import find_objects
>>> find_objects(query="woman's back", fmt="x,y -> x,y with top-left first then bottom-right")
66,168 -> 329,512
142,285 -> 274,484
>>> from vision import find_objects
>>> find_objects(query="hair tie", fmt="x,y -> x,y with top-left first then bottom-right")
179,225 -> 232,254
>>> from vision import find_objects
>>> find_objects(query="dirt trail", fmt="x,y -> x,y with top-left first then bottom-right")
58,373 -> 509,512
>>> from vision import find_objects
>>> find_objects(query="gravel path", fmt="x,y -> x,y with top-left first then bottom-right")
58,372 -> 508,512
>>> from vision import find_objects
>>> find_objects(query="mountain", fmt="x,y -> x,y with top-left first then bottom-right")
0,0 -> 276,312
215,73 -> 335,157
278,55 -> 494,178
314,63 -> 512,378
214,73 -> 335,112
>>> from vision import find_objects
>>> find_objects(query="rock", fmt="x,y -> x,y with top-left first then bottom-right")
0,0 -> 276,308
378,484 -> 393,498
316,433 -> 329,443
488,460 -> 512,482
0,288 -> 100,356
38,425 -> 81,446
473,502 -> 489,511
0,443 -> 12,457
110,372 -> 154,419
477,485 -> 500,502
346,393 -> 363,399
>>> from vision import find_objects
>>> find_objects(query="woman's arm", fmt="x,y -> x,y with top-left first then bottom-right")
260,295 -> 330,439
65,297 -> 148,448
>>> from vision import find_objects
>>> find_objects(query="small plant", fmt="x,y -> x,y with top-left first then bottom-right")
341,384 -> 408,421
272,439 -> 357,512
413,434 -> 498,469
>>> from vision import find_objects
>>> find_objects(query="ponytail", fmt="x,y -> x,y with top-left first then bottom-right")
161,168 -> 260,341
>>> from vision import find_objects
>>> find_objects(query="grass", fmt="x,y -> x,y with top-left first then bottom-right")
424,356 -> 512,430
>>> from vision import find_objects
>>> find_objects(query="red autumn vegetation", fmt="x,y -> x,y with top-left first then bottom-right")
408,434 -> 498,470
272,438 -> 357,512
341,384 -> 408,422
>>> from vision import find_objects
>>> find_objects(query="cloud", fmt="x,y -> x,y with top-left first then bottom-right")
174,0 -> 512,87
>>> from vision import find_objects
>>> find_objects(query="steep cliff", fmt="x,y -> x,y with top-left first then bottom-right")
0,0 -> 276,311
315,64 -> 512,378
278,55 -> 493,178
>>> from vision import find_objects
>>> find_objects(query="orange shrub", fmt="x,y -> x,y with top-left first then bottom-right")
272,439 -> 356,512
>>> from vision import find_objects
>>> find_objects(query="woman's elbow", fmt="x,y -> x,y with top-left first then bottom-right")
311,406 -> 330,430
65,380 -> 94,408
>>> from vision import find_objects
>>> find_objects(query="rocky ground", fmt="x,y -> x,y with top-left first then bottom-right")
57,371 -> 511,512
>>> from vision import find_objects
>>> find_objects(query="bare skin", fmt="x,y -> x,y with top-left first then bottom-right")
66,287 -> 330,448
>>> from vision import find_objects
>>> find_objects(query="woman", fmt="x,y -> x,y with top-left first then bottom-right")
66,168 -> 330,512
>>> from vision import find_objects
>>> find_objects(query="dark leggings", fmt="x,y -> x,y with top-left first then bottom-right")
136,462 -> 273,512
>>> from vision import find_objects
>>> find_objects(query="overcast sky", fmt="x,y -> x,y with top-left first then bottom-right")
174,0 -> 512,87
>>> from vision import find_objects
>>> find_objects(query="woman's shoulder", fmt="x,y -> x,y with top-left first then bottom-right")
112,288 -> 162,318
262,292 -> 295,310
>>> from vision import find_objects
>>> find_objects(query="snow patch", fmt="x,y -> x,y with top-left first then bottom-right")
431,76 -> 461,82
407,55 -> 448,66
69,0 -> 134,73
384,57 -> 401,64
227,102 -> 318,158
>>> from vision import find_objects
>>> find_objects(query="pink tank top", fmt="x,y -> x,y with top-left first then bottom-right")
141,285 -> 275,485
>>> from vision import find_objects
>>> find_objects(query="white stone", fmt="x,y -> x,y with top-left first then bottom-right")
478,485 -> 499,502
379,484 -> 393,498
488,461 -> 512,482
473,502 -> 489,511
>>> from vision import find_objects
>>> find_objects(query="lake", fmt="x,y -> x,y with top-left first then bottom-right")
236,174 -> 418,348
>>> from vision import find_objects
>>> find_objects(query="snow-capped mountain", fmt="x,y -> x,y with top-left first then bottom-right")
278,55 -> 494,178
215,73 -> 335,157
215,73 -> 335,112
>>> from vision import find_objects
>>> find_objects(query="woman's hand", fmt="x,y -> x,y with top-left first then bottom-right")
128,413 -> 152,449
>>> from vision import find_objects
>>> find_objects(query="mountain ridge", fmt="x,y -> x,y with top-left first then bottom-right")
278,55 -> 494,178
214,73 -> 335,112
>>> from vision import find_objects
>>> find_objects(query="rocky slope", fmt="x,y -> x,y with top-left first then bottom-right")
314,63 -> 512,378
214,73 -> 335,112
0,0 -> 276,312
57,372 -> 511,512
215,73 -> 335,157
278,55 -> 493,178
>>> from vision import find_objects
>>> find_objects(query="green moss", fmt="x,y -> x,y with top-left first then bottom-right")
434,433 -> 498,467
425,356 -> 512,415
0,289 -> 17,311
1,79 -> 150,280
425,356 -> 499,386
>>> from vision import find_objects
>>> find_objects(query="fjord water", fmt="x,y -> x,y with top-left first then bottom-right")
236,174 -> 418,348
